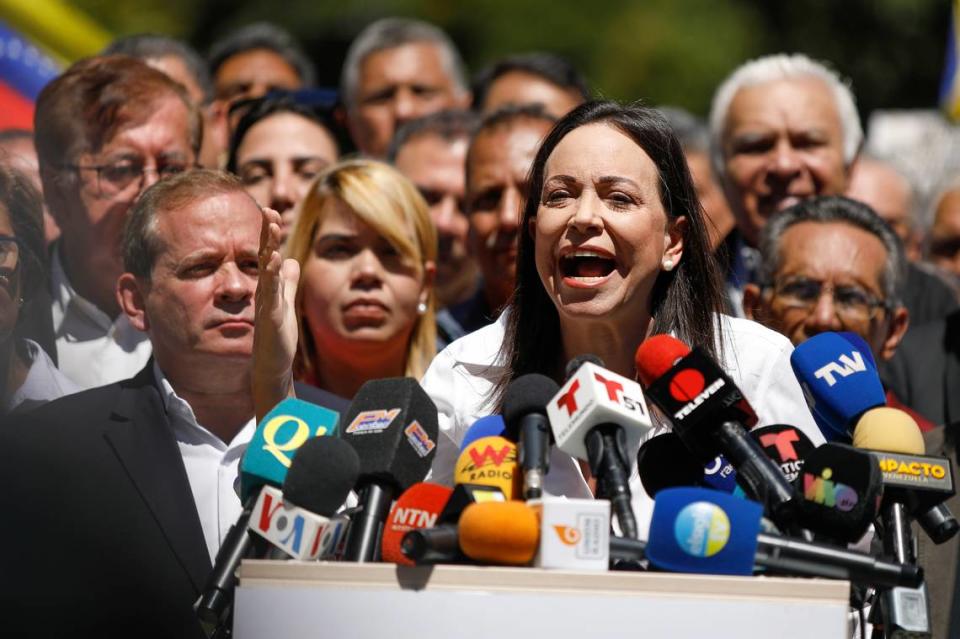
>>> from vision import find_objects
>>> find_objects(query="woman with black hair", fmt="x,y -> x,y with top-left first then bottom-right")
254,101 -> 821,535
228,95 -> 339,244
418,101 -> 822,523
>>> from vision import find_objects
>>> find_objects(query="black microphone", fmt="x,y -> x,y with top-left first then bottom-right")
503,374 -> 560,500
636,432 -> 706,496
635,335 -> 799,532
340,378 -> 439,562
282,437 -> 360,515
196,398 -> 338,634
249,437 -> 360,560
793,442 -> 882,545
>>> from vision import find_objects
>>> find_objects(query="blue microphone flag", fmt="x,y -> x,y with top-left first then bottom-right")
647,487 -> 762,576
460,415 -> 507,452
789,332 -> 886,441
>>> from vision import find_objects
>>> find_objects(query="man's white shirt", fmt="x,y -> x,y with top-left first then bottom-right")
50,249 -> 152,390
154,361 -> 255,563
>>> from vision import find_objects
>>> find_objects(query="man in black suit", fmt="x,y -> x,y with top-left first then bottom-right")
0,170 -> 264,637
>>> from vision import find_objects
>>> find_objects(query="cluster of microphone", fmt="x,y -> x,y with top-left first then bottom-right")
195,331 -> 959,639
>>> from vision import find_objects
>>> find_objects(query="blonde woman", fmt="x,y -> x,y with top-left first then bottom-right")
266,159 -> 436,402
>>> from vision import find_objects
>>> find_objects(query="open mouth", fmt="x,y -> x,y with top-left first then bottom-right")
560,250 -> 617,282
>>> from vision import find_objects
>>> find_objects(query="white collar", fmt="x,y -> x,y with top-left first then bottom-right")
152,360 -> 255,450
50,247 -> 117,334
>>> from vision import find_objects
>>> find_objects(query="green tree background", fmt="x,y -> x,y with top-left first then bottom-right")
72,0 -> 950,118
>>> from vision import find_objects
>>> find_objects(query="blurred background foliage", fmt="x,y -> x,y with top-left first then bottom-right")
69,0 -> 950,118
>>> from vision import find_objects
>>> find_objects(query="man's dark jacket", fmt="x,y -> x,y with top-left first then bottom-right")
0,364 -> 210,638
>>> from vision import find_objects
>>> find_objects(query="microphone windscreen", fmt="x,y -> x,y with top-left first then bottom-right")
340,377 -> 439,492
565,354 -> 604,381
636,433 -> 704,496
634,334 -> 691,387
789,332 -> 886,440
460,415 -> 506,452
240,397 -> 339,502
837,332 -> 879,369
749,424 -> 816,483
795,442 -> 882,543
502,374 -> 560,441
646,487 -> 762,576
381,483 -> 453,565
458,501 -> 539,565
454,436 -> 520,500
852,407 -> 925,454
281,437 -> 360,516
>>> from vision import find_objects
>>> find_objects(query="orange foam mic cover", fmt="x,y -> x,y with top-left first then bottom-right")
458,501 -> 540,566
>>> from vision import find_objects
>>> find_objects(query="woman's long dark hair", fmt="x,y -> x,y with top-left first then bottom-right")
492,100 -> 725,408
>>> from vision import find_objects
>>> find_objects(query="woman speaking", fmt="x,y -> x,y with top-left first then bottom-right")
254,101 -> 820,536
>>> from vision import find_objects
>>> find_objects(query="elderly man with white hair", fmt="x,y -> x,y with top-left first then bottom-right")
708,53 -> 863,315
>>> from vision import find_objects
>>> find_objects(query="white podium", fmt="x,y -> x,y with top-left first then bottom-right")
235,560 -> 851,638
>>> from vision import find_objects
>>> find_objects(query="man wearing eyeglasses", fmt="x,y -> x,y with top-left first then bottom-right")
34,54 -> 200,390
741,196 -> 922,422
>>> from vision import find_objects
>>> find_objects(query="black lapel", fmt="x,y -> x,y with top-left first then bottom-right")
102,363 -> 212,592
943,311 -> 960,425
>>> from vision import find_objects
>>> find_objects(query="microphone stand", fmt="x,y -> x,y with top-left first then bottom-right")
870,501 -> 932,638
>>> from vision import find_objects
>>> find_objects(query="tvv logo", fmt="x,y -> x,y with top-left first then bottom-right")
813,351 -> 866,387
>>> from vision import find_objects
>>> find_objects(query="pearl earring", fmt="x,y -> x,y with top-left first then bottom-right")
417,302 -> 427,314
663,258 -> 674,271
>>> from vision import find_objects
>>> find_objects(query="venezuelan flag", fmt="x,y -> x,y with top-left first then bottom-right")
941,0 -> 960,121
0,20 -> 59,129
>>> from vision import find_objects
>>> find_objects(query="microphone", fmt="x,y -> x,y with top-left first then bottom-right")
316,512 -> 351,560
459,415 -> 507,451
853,406 -> 925,453
852,408 -> 946,636
197,398 -> 338,629
546,357 -> 653,538
749,424 -> 815,483
635,335 -> 798,531
636,432 -> 743,500
794,442 -> 882,545
458,501 -> 542,566
380,483 -> 453,565
789,331 -> 886,442
854,409 -> 959,544
398,436 -> 518,564
248,437 -> 359,559
646,487 -> 922,588
401,501 -> 540,567
503,374 -> 559,500
636,432 -> 705,496
340,378 -> 439,562
459,498 -> 612,569
454,435 -> 520,500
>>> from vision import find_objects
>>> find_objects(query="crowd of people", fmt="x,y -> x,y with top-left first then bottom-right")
1,15 -> 959,637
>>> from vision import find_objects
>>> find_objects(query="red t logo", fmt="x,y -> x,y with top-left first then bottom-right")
760,429 -> 800,461
594,372 -> 623,403
556,380 -> 581,416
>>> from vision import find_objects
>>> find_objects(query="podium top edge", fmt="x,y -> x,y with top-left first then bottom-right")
237,560 -> 850,603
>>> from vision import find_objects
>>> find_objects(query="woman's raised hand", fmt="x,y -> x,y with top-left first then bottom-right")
253,207 -> 301,421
